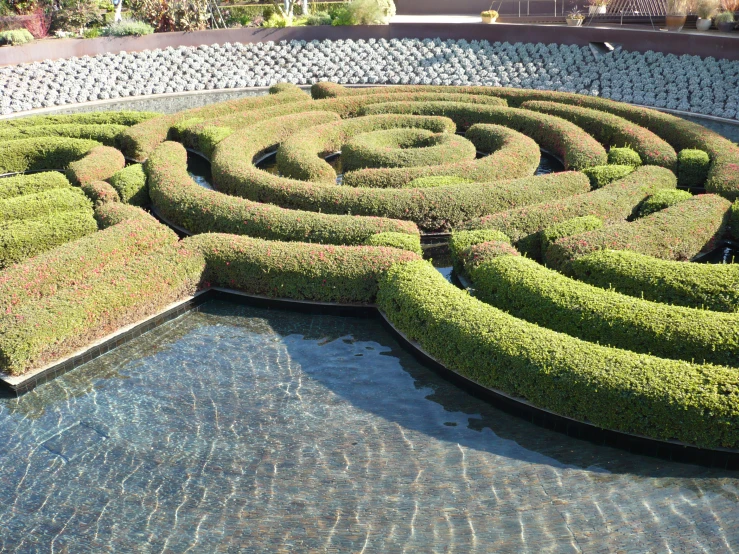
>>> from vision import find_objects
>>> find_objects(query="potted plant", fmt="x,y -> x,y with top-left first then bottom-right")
715,9 -> 736,30
481,9 -> 499,23
696,0 -> 719,29
587,0 -> 609,15
665,0 -> 689,30
566,7 -> 585,24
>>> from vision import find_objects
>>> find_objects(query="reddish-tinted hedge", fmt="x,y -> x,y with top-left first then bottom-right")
67,145 -> 125,186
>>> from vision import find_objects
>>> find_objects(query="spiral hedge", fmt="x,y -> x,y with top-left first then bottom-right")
2,84 -> 739,451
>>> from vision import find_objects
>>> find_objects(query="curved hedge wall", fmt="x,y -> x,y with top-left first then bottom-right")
0,187 -> 92,223
67,145 -> 126,187
0,172 -> 70,200
0,137 -> 99,174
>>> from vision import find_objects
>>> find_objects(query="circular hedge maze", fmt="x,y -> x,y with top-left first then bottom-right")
2,82 -> 739,452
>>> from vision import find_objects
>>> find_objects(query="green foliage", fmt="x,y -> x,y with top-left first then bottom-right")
470,254 -> 739,367
103,18 -> 154,36
0,172 -> 70,200
51,0 -> 101,33
732,200 -> 739,241
638,188 -> 693,217
94,200 -> 157,228
0,208 -> 97,269
186,232 -> 419,303
582,164 -> 635,189
0,137 -> 98,174
377,260 -> 739,449
678,148 -> 711,187
546,194 -> 731,269
540,215 -> 603,255
305,10 -> 332,24
0,28 -> 34,45
459,240 -> 520,274
0,123 -> 127,147
0,111 -> 158,129
81,180 -> 120,206
108,163 -> 149,206
607,146 -> 642,167
0,187 -> 92,223
407,175 -> 471,188
363,231 -> 422,255
67,145 -> 125,186
82,26 -> 100,38
569,249 -> 739,313
449,229 -> 510,273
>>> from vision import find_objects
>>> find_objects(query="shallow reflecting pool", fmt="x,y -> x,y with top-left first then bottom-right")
0,301 -> 737,552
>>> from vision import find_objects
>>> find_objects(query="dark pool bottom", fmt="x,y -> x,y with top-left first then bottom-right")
0,301 -> 737,552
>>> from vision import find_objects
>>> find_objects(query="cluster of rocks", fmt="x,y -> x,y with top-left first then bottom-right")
1,38 -> 738,118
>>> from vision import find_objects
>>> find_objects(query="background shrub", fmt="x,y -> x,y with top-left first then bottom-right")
678,149 -> 711,187
102,18 -> 153,36
0,28 -> 33,44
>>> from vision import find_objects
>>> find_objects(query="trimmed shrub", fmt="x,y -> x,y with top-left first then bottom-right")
638,189 -> 693,217
108,163 -> 148,206
0,240 -> 204,375
460,240 -> 520,274
67,145 -> 125,186
377,260 -> 739,449
359,101 -> 607,171
546,194 -> 732,269
186,232 -> 419,304
147,141 -> 419,244
408,175 -> 471,188
470,254 -> 739,367
569,250 -> 739,313
81,180 -> 120,206
0,29 -> 34,45
462,165 -> 677,259
102,19 -> 154,36
582,165 -> 635,189
0,124 -> 127,147
364,232 -> 422,255
607,147 -> 642,167
0,209 -> 97,269
94,201 -> 159,228
0,137 -> 98,174
449,229 -> 510,273
0,172 -> 70,200
0,187 -> 92,223
678,149 -> 711,188
0,111 -> 158,129
521,100 -> 675,170
540,215 -> 603,255
268,82 -> 306,95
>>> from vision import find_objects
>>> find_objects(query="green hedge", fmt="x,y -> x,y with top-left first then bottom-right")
540,215 -> 603,255
521,100 -> 676,170
678,149 -> 711,188
0,124 -> 127,148
0,172 -> 70,200
341,128 -> 476,173
147,140 -> 419,244
81,180 -> 120,206
377,260 -> 739,449
359,101 -> 606,171
732,200 -> 739,241
568,249 -> 739,313
448,229 -> 510,273
462,165 -> 677,259
108,163 -> 148,206
0,187 -> 92,223
607,147 -> 642,167
546,193 -> 731,269
0,208 -> 97,269
0,111 -> 158,129
408,175 -> 471,188
0,137 -> 99,174
94,201 -> 160,229
460,240 -> 521,274
582,165 -> 635,189
638,189 -> 693,217
185,232 -> 419,303
470,254 -> 739,367
67,145 -> 126,186
363,232 -> 422,255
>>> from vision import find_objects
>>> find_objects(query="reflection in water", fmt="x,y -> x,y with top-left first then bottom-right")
0,301 -> 737,552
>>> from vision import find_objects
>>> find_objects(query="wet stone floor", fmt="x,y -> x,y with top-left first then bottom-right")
0,301 -> 738,553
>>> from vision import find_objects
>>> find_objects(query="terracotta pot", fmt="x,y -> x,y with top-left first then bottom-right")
695,17 -> 712,30
665,14 -> 687,31
717,20 -> 735,32
566,17 -> 584,26
481,14 -> 498,23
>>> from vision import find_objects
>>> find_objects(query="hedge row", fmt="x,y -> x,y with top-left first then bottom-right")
67,145 -> 126,186
94,200 -> 159,228
107,163 -> 149,206
0,137 -> 99,174
341,128 -> 477,173
0,124 -> 127,148
462,165 -> 677,258
540,215 -> 603,254
147,140 -> 419,244
363,232 -> 422,255
459,240 -> 521,274
448,229 -> 511,273
312,83 -> 739,199
184,92 -> 509,158
546,193 -> 731,269
185,232 -> 419,304
0,171 -> 70,200
637,189 -> 693,217
0,111 -> 158,129
0,208 -> 97,269
81,180 -> 121,206
343,123 -> 540,189
358,101 -> 607,171
520,100 -> 677,171
276,114 -> 457,183
0,187 -> 92,223
582,165 -> 635,189
119,88 -> 308,161
470,254 -> 739,367
377,260 -> 739,449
